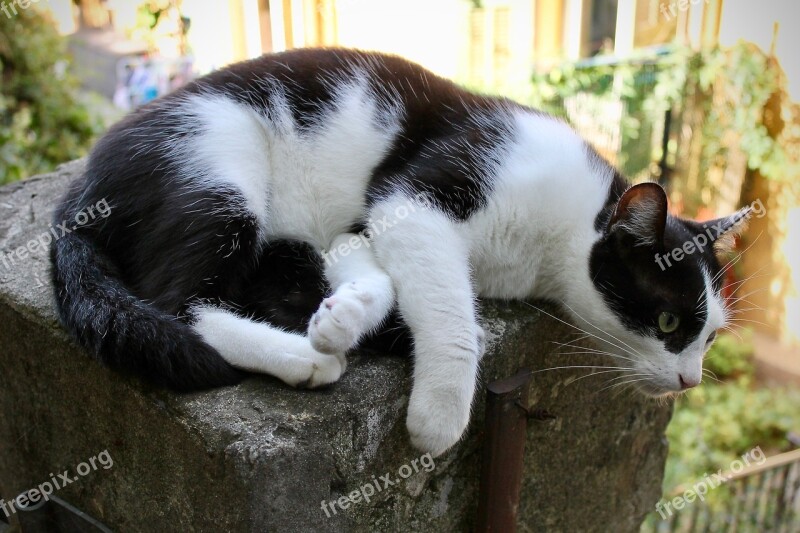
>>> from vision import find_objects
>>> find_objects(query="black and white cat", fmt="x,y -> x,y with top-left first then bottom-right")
51,48 -> 748,457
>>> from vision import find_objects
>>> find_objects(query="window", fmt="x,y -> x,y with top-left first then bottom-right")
586,0 -> 618,56
634,0 -> 677,48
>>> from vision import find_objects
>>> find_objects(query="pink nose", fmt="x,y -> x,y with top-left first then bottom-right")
679,374 -> 700,390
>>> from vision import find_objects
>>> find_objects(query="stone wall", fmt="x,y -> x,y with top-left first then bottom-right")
0,162 -> 671,532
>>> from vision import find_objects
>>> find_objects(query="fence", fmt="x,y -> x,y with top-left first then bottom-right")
644,448 -> 800,532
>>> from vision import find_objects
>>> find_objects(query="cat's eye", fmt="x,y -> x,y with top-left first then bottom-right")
658,312 -> 680,333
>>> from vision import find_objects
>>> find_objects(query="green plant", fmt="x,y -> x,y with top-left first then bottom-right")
661,331 -> 800,496
0,7 -> 102,183
702,329 -> 754,380
529,43 -> 793,203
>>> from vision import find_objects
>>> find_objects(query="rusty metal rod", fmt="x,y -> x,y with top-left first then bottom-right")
475,368 -> 533,532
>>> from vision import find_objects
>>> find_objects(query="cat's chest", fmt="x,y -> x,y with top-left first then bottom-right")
460,206 -> 547,298
459,189 -> 596,300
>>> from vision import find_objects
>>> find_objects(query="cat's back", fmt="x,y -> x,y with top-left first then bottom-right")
78,49 -> 514,247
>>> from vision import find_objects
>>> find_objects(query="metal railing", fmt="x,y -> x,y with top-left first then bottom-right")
644,449 -> 800,532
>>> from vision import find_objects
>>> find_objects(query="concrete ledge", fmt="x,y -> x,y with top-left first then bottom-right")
0,161 -> 671,531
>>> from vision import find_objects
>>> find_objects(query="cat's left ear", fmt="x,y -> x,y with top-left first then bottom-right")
607,182 -> 668,246
703,205 -> 754,255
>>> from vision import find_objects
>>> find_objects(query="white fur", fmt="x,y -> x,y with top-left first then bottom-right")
463,112 -> 612,299
261,77 -> 401,248
170,94 -> 273,234
193,306 -> 345,388
369,196 -> 484,457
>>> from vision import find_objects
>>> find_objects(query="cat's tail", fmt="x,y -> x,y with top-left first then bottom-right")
51,231 -> 244,391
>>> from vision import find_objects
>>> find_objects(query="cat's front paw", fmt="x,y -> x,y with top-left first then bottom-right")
308,284 -> 371,354
406,383 -> 474,457
287,350 -> 345,389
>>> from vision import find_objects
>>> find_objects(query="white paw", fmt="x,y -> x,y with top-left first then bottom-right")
308,283 -> 372,354
406,380 -> 475,457
284,349 -> 345,389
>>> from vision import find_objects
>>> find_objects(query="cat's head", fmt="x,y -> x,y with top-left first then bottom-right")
588,183 -> 752,397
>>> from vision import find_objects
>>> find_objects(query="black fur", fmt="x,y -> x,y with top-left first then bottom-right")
50,230 -> 244,390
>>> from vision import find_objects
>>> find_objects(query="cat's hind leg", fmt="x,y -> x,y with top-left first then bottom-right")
192,306 -> 344,388
308,233 -> 395,354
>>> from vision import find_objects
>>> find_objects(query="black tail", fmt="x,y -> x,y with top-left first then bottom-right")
51,232 -> 243,391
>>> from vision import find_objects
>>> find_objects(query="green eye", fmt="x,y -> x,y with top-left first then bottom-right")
658,312 -> 680,333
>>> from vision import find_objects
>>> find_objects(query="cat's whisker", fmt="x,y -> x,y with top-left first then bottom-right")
726,267 -> 770,292
707,238 -> 762,312
530,365 -> 637,376
727,306 -> 764,314
524,302 -> 641,360
554,346 -> 634,358
726,302 -> 765,316
566,333 -> 592,341
722,264 -> 769,286
722,269 -> 769,294
554,350 -> 638,364
598,376 -> 651,394
549,340 -> 638,363
556,301 -> 643,360
726,317 -> 769,327
601,373 -> 654,391
611,378 -> 649,399
565,368 -> 645,387
725,287 -> 768,306
696,287 -> 706,305
725,297 -> 764,310
719,325 -> 744,341
710,232 -> 762,286
549,339 -> 593,350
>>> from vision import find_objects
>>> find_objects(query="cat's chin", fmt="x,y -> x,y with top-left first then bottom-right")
634,382 -> 684,399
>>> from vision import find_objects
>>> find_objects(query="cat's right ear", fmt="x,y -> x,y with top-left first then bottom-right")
606,182 -> 668,246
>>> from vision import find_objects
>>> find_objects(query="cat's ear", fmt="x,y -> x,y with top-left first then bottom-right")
607,183 -> 668,246
704,205 -> 754,256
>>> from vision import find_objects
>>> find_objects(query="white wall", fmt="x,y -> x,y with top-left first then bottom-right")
333,0 -> 471,80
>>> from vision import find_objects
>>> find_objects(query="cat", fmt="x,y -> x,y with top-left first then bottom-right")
51,48 -> 749,457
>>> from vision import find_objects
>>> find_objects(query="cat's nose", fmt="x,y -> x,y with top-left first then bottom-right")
679,374 -> 700,390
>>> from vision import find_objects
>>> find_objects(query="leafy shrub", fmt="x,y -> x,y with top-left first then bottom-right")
529,43 -> 793,203
662,331 -> 800,496
0,7 -> 102,183
703,329 -> 754,380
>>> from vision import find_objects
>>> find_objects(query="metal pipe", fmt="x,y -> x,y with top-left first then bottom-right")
475,368 -> 533,532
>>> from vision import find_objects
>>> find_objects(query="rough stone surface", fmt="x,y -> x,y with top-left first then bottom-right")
0,161 -> 672,532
